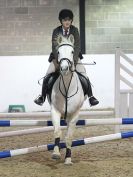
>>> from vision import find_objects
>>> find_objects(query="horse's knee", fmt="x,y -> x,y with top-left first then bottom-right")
67,122 -> 76,135
54,128 -> 62,138
65,122 -> 76,148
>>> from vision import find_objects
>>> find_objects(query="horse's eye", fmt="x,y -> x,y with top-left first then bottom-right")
58,51 -> 59,55
72,51 -> 74,54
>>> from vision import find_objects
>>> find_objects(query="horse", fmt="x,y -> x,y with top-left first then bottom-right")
48,34 -> 86,165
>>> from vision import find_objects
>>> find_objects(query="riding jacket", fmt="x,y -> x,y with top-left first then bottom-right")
52,25 -> 81,64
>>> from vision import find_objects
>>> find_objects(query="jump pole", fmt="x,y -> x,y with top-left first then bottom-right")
0,126 -> 66,138
0,131 -> 133,158
1,118 -> 133,138
0,118 -> 133,127
0,110 -> 114,118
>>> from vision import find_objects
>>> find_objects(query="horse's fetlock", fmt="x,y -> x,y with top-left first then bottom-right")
65,148 -> 71,158
55,137 -> 60,147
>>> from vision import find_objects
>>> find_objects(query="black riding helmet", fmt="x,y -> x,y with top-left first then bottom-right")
58,9 -> 74,22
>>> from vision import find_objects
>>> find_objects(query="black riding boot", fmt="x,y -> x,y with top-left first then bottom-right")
34,73 -> 54,106
77,72 -> 99,106
86,77 -> 99,106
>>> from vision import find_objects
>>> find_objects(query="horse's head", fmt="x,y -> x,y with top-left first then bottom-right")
57,35 -> 74,75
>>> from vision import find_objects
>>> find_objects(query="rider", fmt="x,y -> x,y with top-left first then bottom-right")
34,9 -> 99,106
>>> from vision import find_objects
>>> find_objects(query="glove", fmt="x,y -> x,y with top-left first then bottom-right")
48,52 -> 55,62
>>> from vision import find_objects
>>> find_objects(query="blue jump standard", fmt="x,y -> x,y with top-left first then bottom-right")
0,131 -> 133,158
0,118 -> 133,127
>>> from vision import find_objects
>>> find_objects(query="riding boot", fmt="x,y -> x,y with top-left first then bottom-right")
34,73 -> 54,106
86,77 -> 99,106
77,71 -> 99,106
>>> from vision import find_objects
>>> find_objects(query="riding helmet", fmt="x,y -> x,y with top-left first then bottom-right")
58,9 -> 74,22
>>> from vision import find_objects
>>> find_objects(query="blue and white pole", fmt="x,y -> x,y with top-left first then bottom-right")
0,118 -> 133,127
0,118 -> 133,138
0,131 -> 133,158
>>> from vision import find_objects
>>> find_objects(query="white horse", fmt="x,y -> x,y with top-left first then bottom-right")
49,34 -> 86,165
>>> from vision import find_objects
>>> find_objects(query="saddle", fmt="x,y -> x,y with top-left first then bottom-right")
47,72 -> 59,102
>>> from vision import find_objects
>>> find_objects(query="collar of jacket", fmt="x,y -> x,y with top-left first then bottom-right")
58,25 -> 73,35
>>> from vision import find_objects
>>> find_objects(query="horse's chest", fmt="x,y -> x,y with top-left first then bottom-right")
52,88 -> 84,114
51,74 -> 85,114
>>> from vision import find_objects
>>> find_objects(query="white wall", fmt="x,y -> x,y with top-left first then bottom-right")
0,55 -> 115,112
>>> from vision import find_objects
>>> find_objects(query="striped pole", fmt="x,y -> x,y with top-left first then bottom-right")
0,111 -> 114,118
0,118 -> 133,138
0,131 -> 133,158
0,118 -> 133,127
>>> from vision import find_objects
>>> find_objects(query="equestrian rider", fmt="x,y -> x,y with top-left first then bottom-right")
34,9 -> 99,106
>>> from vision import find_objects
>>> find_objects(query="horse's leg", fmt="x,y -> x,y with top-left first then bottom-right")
64,111 -> 79,165
51,106 -> 62,159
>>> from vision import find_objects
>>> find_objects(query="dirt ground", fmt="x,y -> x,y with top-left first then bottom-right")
0,118 -> 133,177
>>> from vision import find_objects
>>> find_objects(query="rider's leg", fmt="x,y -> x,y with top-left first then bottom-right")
34,59 -> 59,106
76,59 -> 99,106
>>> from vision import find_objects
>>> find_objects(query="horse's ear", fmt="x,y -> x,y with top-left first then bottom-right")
68,34 -> 74,45
57,35 -> 63,45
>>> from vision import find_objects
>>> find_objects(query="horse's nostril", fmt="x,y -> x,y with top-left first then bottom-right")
65,66 -> 68,70
60,65 -> 69,74
63,66 -> 68,71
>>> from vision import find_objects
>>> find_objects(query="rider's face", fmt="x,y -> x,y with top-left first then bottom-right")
61,18 -> 72,29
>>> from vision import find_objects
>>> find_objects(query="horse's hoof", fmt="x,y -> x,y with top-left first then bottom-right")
52,146 -> 61,160
64,157 -> 73,165
52,152 -> 61,160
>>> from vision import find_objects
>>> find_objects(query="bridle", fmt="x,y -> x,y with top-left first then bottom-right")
57,43 -> 79,119
58,43 -> 74,72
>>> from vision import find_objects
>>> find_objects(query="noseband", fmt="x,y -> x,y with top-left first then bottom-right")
59,58 -> 72,69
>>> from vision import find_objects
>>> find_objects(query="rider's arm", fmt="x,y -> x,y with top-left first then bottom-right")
52,28 -> 58,60
73,27 -> 80,64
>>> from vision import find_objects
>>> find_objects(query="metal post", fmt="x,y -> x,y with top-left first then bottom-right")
115,47 -> 121,132
79,0 -> 86,54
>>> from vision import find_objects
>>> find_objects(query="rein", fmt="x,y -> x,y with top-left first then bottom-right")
59,69 -> 79,120
57,42 -> 77,119
59,72 -> 78,98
